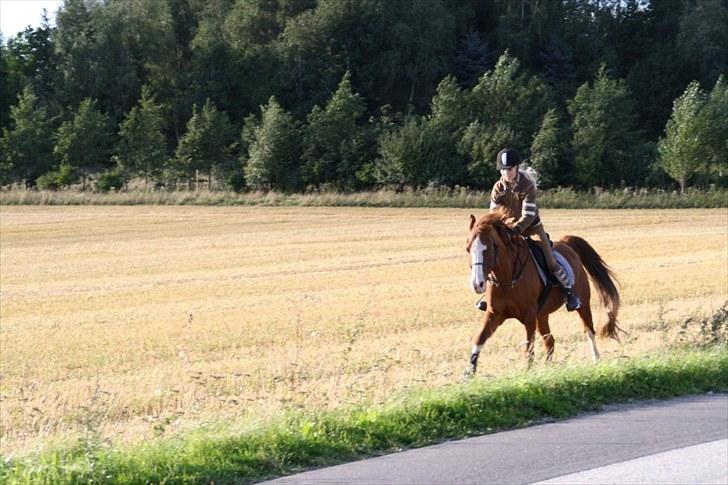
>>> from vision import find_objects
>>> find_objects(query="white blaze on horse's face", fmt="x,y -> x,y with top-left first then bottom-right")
470,236 -> 488,294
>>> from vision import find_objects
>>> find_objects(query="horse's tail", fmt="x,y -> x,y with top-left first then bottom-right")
561,235 -> 622,340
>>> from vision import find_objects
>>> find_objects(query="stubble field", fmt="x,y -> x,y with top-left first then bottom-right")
1,206 -> 726,457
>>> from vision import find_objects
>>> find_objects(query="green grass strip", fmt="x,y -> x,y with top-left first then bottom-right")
2,347 -> 727,484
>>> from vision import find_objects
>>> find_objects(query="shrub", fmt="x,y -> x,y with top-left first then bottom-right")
95,167 -> 126,192
35,163 -> 77,190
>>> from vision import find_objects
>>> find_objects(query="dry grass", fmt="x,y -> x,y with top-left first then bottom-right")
1,206 -> 726,457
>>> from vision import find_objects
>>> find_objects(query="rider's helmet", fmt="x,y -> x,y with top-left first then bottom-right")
495,148 -> 521,170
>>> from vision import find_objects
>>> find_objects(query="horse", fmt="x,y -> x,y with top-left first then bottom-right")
465,210 -> 621,374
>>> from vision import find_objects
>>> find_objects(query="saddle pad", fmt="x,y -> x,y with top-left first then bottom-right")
528,245 -> 575,287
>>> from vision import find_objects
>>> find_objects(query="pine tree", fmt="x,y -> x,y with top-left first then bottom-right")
302,72 -> 367,190
658,81 -> 708,193
53,98 -> 113,188
539,34 -> 576,94
174,99 -> 234,189
116,86 -> 168,183
245,97 -> 301,191
530,108 -> 566,189
677,0 -> 728,87
425,75 -> 468,186
454,31 -> 493,88
568,65 -> 643,187
0,86 -> 55,185
0,39 -> 18,129
4,13 -> 57,105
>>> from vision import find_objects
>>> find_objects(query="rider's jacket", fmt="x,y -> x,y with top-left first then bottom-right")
489,170 -> 541,234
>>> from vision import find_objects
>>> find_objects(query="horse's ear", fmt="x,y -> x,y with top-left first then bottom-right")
469,214 -> 476,231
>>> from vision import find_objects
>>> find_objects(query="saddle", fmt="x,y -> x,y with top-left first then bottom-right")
525,237 -> 575,311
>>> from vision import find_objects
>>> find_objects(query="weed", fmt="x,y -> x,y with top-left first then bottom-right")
698,302 -> 728,345
73,385 -> 112,483
674,302 -> 728,347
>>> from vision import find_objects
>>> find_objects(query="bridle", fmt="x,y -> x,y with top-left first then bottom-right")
471,229 -> 528,289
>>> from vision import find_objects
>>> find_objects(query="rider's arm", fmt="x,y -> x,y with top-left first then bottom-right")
511,182 -> 538,234
489,181 -> 504,213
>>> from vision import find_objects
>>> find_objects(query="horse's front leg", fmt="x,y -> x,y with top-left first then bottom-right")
468,311 -> 505,376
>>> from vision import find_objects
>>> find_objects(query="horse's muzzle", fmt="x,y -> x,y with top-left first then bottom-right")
471,278 -> 485,294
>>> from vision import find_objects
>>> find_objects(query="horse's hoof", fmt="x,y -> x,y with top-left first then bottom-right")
463,366 -> 477,380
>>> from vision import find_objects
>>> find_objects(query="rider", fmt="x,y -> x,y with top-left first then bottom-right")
489,147 -> 581,311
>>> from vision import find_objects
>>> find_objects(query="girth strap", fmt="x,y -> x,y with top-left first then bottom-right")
537,281 -> 553,313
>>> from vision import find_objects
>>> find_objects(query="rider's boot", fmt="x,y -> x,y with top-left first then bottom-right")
564,288 -> 581,312
553,265 -> 581,311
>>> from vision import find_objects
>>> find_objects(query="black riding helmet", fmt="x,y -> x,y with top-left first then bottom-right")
496,148 -> 521,170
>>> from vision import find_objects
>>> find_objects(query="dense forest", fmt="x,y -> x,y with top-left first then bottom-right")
0,0 -> 726,193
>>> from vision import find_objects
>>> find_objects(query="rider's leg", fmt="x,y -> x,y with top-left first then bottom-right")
529,224 -> 581,311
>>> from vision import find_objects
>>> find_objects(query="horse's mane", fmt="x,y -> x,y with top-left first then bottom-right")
475,207 -> 508,231
475,208 -> 516,246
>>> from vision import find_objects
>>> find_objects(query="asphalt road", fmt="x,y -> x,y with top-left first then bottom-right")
262,393 -> 728,485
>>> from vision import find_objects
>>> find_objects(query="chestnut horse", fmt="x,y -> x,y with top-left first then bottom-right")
466,210 -> 621,374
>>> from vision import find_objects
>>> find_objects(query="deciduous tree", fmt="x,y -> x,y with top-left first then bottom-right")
468,51 -> 551,160
658,81 -> 706,193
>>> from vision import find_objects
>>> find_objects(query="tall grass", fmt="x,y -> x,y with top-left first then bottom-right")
2,346 -> 726,485
1,187 -> 726,208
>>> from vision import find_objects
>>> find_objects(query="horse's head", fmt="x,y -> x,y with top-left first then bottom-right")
466,210 -> 512,294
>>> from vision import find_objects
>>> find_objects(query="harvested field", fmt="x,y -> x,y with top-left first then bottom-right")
1,206 -> 726,456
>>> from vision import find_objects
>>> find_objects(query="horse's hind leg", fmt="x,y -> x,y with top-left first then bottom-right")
521,315 -> 538,367
577,305 -> 600,362
537,314 -> 555,362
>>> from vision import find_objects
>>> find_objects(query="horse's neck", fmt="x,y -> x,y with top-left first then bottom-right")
493,240 -> 516,280
493,239 -> 528,283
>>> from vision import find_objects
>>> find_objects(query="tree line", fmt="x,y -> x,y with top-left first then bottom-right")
1,0 -> 726,193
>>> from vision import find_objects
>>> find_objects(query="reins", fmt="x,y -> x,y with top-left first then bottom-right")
485,232 -> 528,288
